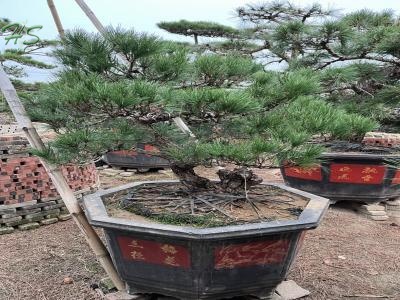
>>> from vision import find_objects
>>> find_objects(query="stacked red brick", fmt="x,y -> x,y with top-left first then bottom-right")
363,132 -> 400,148
0,134 -> 99,234
0,135 -> 98,205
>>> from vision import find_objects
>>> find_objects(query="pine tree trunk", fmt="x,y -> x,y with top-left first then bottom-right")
170,164 -> 262,193
170,163 -> 212,190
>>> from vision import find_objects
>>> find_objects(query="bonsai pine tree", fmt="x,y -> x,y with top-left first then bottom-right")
28,24 -> 376,192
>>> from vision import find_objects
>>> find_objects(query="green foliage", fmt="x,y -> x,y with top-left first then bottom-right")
194,54 -> 261,85
158,20 -> 239,38
0,50 -> 53,69
104,26 -> 162,60
166,88 -> 260,118
342,9 -> 395,29
30,18 -> 382,169
54,30 -> 115,74
249,68 -> 321,108
143,42 -> 190,82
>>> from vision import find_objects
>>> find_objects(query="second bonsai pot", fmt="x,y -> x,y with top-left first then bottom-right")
103,144 -> 170,171
83,181 -> 329,300
281,152 -> 400,203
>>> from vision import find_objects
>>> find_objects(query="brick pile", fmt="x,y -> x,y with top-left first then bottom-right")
0,135 -> 99,234
362,132 -> 400,147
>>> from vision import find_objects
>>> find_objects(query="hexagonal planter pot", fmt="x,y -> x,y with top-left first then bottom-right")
281,152 -> 400,203
83,181 -> 329,300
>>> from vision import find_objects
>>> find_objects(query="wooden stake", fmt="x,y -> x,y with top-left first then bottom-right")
74,0 -> 195,137
47,0 -> 65,38
0,66 -> 125,291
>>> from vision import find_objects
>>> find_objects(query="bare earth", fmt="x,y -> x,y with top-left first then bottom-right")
0,168 -> 399,300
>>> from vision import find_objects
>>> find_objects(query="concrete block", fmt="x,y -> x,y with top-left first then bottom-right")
369,215 -> 389,221
0,200 -> 37,209
58,214 -> 71,221
0,226 -> 14,235
4,218 -> 27,227
275,280 -> 310,300
102,169 -> 122,176
360,204 -> 385,211
386,199 -> 400,206
16,207 -> 41,216
42,203 -> 65,211
18,222 -> 40,231
19,201 -> 56,210
360,210 -> 387,216
386,205 -> 400,211
119,171 -> 135,177
40,218 -> 58,225
43,209 -> 61,219
1,213 -> 18,219
0,207 -> 16,214
0,216 -> 22,224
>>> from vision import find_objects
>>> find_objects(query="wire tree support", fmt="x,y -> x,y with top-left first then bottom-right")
0,66 -> 125,291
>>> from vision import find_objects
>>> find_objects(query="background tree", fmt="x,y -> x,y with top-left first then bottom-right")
0,17 -> 56,119
158,2 -> 400,131
0,17 -> 55,77
157,20 -> 240,45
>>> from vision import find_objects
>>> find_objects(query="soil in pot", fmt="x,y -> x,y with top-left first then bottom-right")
105,182 -> 308,228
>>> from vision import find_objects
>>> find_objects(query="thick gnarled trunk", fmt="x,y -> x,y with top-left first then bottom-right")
170,164 -> 263,193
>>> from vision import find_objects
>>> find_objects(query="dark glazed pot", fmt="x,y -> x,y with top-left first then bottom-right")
281,152 -> 400,203
103,144 -> 170,170
83,181 -> 329,300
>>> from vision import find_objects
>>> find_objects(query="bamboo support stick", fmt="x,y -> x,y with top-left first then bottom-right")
0,66 -> 125,291
73,0 -> 195,137
47,0 -> 65,38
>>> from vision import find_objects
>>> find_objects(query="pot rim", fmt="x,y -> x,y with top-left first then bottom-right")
321,152 -> 400,161
83,180 -> 329,240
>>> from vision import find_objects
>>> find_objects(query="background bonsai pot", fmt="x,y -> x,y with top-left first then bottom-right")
83,181 -> 329,300
281,152 -> 400,203
102,144 -> 170,171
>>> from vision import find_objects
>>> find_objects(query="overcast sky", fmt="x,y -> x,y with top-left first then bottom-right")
2,0 -> 400,44
2,0 -> 400,82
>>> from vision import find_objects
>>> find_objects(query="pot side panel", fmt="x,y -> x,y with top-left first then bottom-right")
329,164 -> 385,184
214,239 -> 289,269
117,236 -> 190,269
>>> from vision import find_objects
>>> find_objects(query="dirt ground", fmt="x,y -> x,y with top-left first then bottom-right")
0,168 -> 399,300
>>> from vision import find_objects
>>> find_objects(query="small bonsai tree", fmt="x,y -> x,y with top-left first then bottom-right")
158,2 -> 400,131
157,20 -> 240,44
28,25 -> 376,194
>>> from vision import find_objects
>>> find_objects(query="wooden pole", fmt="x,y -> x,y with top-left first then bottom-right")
0,66 -> 125,291
47,0 -> 65,38
73,0 -> 195,137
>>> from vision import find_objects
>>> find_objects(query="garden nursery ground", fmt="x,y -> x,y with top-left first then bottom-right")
0,168 -> 399,300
